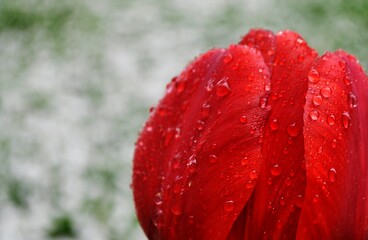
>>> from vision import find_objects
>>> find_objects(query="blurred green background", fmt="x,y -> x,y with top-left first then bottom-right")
0,0 -> 366,239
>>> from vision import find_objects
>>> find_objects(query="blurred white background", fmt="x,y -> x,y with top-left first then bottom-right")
0,0 -> 366,239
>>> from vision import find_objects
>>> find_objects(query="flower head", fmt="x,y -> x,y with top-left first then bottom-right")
132,29 -> 368,239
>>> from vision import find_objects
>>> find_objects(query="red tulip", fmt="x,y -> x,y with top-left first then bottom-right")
132,29 -> 368,239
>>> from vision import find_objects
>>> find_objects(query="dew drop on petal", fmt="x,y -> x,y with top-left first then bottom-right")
280,197 -> 286,206
206,79 -> 214,92
348,92 -> 358,109
201,103 -> 211,119
321,87 -> 332,98
224,200 -> 234,212
153,209 -> 163,228
241,156 -> 248,166
318,146 -> 323,154
196,120 -> 205,131
312,95 -> 323,106
327,114 -> 335,126
209,154 -> 218,164
187,155 -> 198,173
171,203 -> 183,216
249,170 -> 258,180
246,180 -> 255,189
343,75 -> 352,86
270,118 -> 279,131
223,53 -> 233,64
154,193 -> 163,205
216,78 -> 231,97
313,194 -> 320,203
264,83 -> 271,91
267,178 -> 273,185
328,168 -> 337,183
309,110 -> 319,121
239,115 -> 248,124
342,111 -> 352,128
308,69 -> 320,83
259,97 -> 268,109
331,139 -> 337,148
287,122 -> 299,137
285,177 -> 292,186
270,164 -> 282,176
175,80 -> 186,94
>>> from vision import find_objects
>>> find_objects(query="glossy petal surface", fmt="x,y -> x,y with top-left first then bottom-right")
297,52 -> 368,239
133,45 -> 271,239
236,30 -> 318,239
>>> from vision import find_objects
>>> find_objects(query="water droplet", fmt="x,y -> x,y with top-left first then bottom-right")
155,193 -> 163,205
308,69 -> 320,83
224,200 -> 234,212
270,164 -> 282,176
171,203 -> 183,216
239,115 -> 248,124
297,54 -> 305,62
270,118 -> 279,131
338,60 -> 346,68
152,209 -> 164,228
209,154 -> 218,164
259,97 -> 268,109
312,95 -> 323,106
331,139 -> 337,148
201,103 -> 211,119
216,78 -> 231,97
309,110 -> 319,121
223,53 -> 233,64
188,215 -> 194,225
348,92 -> 358,109
318,146 -> 323,154
176,81 -> 186,93
196,120 -> 205,131
187,155 -> 198,173
321,87 -> 332,98
328,168 -> 337,183
343,75 -> 352,86
249,127 -> 256,135
287,122 -> 299,137
342,111 -> 352,128
246,180 -> 255,189
265,83 -> 271,91
267,178 -> 273,185
241,156 -> 248,166
249,170 -> 258,180
285,177 -> 292,186
280,197 -> 286,206
327,114 -> 335,126
207,79 -> 215,92
313,194 -> 320,203
321,181 -> 327,191
173,176 -> 183,193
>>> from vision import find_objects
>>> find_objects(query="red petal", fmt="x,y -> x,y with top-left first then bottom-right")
132,45 -> 271,239
297,51 -> 368,239
239,29 -> 276,70
235,30 -> 318,239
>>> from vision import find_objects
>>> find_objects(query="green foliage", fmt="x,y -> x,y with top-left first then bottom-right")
47,214 -> 77,238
